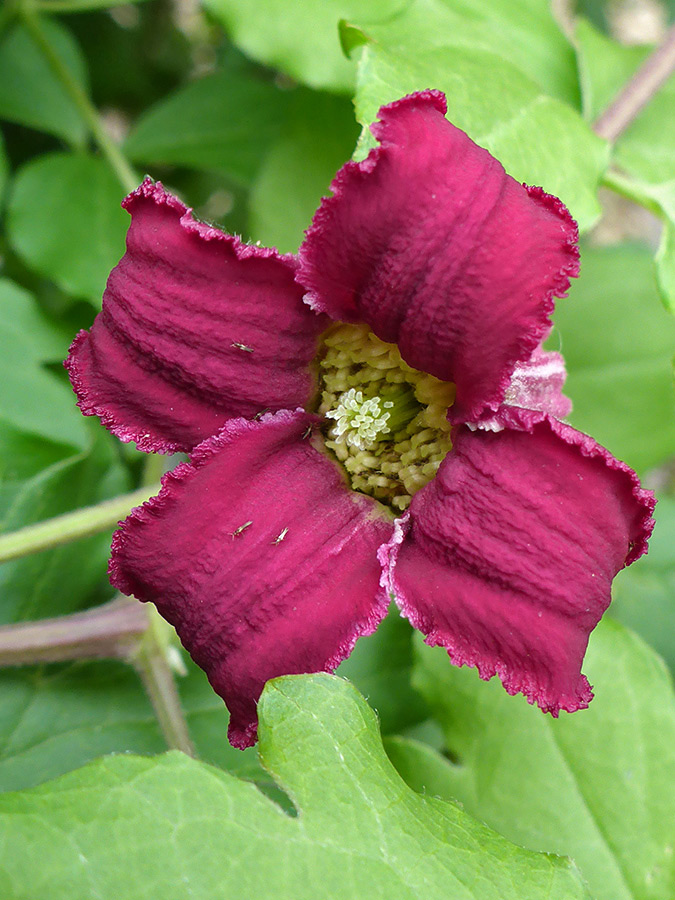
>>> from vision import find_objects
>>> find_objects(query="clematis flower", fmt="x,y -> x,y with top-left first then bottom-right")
66,90 -> 654,748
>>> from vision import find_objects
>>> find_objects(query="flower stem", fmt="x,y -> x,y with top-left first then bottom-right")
594,22 -> 675,142
0,597 -> 196,756
18,2 -> 138,193
131,606 -> 196,757
0,596 -> 147,666
0,484 -> 158,564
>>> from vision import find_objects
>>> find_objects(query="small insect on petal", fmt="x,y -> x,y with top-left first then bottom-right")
232,342 -> 254,352
229,520 -> 252,539
272,527 -> 289,545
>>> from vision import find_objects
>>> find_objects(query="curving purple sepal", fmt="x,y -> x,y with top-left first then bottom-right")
298,91 -> 579,423
66,180 -> 325,453
110,409 -> 393,747
381,413 -> 655,715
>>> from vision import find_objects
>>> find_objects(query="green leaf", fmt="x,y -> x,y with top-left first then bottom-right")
352,39 -> 608,231
575,20 -> 675,310
359,0 -> 580,106
124,68 -> 291,186
0,279 -> 88,449
0,658 -> 263,793
611,495 -> 675,674
550,242 -> 675,474
398,619 -> 675,900
0,432 -> 130,623
0,19 -> 88,146
0,674 -> 589,899
7,153 -> 129,306
202,0 -> 402,92
248,89 -> 359,252
0,278 -> 71,362
0,425 -> 74,485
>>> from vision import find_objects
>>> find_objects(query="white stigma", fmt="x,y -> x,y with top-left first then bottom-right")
325,389 -> 393,451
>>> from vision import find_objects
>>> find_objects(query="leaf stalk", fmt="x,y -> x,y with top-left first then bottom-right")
0,484 -> 159,564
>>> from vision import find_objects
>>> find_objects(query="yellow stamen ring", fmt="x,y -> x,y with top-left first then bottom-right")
318,324 -> 456,511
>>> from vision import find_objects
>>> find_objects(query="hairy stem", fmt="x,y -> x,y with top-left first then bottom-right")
594,22 -> 675,142
0,597 -> 147,666
0,597 -> 196,755
131,606 -> 196,757
0,484 -> 159,564
19,2 -> 138,192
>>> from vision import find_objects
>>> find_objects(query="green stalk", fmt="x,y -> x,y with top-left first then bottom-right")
0,484 -> 159,564
18,2 -> 139,193
131,608 -> 197,757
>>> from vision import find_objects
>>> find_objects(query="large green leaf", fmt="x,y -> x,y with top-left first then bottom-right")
7,153 -> 129,306
202,0 -> 401,92
359,0 -> 580,106
389,620 -> 675,900
0,19 -> 88,147
0,658 -> 263,793
0,432 -> 130,623
248,89 -> 359,252
0,674 -> 589,899
611,495 -> 675,674
351,38 -> 608,231
202,0 -> 580,104
576,19 -> 675,311
550,242 -> 675,473
124,67 -> 291,186
0,279 -> 88,449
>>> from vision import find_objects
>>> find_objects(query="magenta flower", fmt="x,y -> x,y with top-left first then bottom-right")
66,91 -> 654,748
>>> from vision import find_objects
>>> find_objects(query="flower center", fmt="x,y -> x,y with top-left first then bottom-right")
318,324 -> 456,511
325,386 -> 421,450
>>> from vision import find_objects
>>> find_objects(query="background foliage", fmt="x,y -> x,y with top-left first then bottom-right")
0,0 -> 673,897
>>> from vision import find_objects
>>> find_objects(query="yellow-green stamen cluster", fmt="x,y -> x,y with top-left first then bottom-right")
319,324 -> 456,511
